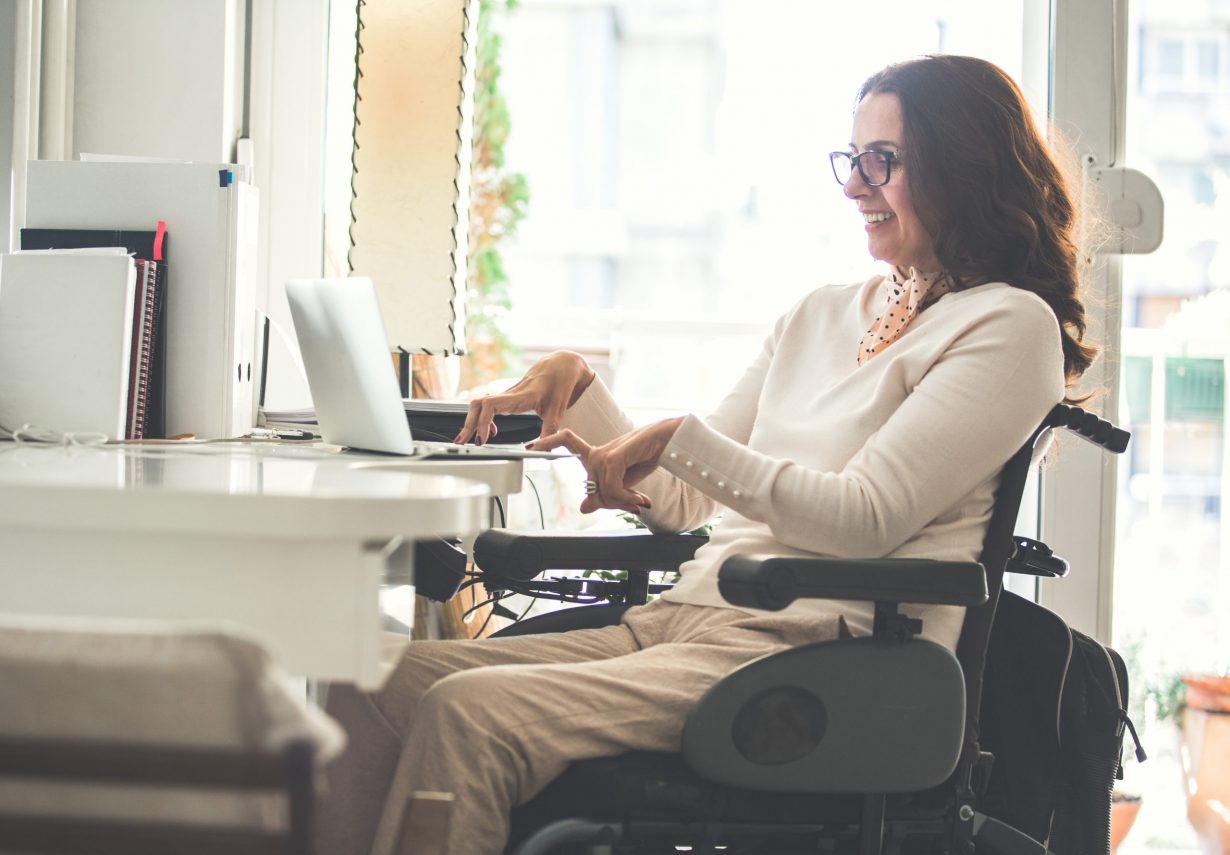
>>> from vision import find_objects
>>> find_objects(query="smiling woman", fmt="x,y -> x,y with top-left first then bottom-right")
317,53 -> 1095,855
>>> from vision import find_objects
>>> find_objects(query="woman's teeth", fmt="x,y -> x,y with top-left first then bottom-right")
864,212 -> 896,224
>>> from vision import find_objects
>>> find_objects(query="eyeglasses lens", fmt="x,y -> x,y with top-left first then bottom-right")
862,152 -> 889,186
830,153 -> 853,185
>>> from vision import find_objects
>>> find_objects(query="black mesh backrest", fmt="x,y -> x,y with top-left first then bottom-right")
953,413 -> 1059,769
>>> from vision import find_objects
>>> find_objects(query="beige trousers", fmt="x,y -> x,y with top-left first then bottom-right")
317,599 -> 841,855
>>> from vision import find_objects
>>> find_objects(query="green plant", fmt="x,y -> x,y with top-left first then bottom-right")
1147,672 -> 1187,725
464,0 -> 529,388
616,511 -> 718,539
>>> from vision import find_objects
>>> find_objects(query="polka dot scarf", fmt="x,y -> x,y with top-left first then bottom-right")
857,268 -> 951,365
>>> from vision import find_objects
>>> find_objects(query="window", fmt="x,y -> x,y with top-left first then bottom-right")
1115,2 -> 1230,852
492,0 -> 1046,421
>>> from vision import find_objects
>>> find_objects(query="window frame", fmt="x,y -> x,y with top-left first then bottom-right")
1039,0 -> 1130,642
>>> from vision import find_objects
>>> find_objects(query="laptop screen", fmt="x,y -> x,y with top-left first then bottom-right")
285,277 -> 418,455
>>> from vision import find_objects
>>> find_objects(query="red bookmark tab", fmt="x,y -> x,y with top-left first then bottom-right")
154,220 -> 166,262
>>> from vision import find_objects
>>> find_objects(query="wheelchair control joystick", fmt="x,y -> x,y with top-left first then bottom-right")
872,601 -> 923,642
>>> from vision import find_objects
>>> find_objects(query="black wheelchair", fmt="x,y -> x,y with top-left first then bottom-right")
461,404 -> 1134,855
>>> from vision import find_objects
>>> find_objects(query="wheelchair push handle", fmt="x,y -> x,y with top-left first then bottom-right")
1045,404 -> 1130,454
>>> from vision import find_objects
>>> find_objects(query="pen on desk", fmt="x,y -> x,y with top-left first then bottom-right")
250,428 -> 316,441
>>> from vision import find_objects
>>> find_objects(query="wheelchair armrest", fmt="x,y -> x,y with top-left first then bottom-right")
717,555 -> 988,612
474,529 -> 708,582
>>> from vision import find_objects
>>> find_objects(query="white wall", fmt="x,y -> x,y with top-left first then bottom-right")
1,2 -> 18,248
71,0 -> 246,163
247,0 -> 329,409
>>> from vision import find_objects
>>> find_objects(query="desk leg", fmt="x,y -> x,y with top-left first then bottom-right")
362,537 -> 412,690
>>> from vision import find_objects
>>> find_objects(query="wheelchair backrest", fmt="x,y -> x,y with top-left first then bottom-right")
954,404 -> 1129,771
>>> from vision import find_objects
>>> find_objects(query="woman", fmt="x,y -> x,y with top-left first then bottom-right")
319,54 -> 1096,855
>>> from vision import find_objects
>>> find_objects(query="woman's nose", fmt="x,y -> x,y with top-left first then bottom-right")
843,169 -> 869,200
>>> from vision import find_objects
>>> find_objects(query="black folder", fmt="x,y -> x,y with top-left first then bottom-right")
402,401 -> 543,444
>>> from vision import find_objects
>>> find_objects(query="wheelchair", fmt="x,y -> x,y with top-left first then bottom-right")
464,404 -> 1133,855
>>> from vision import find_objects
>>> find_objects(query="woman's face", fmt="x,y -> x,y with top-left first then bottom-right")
843,92 -> 940,273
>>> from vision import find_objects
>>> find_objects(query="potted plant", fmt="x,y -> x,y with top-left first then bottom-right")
1110,791 -> 1142,854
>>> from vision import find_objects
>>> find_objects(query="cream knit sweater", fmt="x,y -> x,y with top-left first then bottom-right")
560,274 -> 1065,651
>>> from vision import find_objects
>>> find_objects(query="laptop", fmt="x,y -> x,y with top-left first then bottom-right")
284,277 -> 563,459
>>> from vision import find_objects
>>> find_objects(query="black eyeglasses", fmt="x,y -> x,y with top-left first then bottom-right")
829,150 -> 901,187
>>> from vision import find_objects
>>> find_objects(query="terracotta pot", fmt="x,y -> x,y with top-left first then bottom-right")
1110,794 -> 1142,854
1181,676 -> 1230,855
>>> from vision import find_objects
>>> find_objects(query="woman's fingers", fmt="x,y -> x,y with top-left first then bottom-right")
476,396 -> 500,445
454,393 -> 524,445
460,398 -> 496,445
529,425 -> 658,516
538,395 -> 569,440
580,482 -> 651,515
454,401 -> 477,444
593,454 -> 652,512
528,429 -> 592,459
580,494 -> 649,515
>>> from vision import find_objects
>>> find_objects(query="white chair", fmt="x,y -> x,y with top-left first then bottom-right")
0,616 -> 344,855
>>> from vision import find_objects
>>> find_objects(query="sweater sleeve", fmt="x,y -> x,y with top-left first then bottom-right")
655,290 -> 1066,557
633,324 -> 779,534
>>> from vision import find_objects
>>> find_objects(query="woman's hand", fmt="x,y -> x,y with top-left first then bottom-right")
531,417 -> 686,514
454,351 -> 596,445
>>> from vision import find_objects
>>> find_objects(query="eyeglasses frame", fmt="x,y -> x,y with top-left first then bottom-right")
828,149 -> 902,188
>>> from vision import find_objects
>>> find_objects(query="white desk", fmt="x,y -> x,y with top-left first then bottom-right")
0,441 -> 497,688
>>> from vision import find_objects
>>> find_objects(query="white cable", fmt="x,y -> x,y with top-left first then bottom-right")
10,424 -> 108,448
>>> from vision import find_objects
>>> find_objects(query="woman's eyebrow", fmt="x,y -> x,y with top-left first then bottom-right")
850,139 -> 902,151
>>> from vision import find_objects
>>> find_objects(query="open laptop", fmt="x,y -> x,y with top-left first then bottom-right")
285,277 -> 563,459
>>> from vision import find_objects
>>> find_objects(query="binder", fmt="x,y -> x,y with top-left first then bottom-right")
20,227 -> 168,439
24,161 -> 258,439
0,252 -> 136,439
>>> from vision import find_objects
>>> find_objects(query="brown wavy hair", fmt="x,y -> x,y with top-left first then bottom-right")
858,55 -> 1098,399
